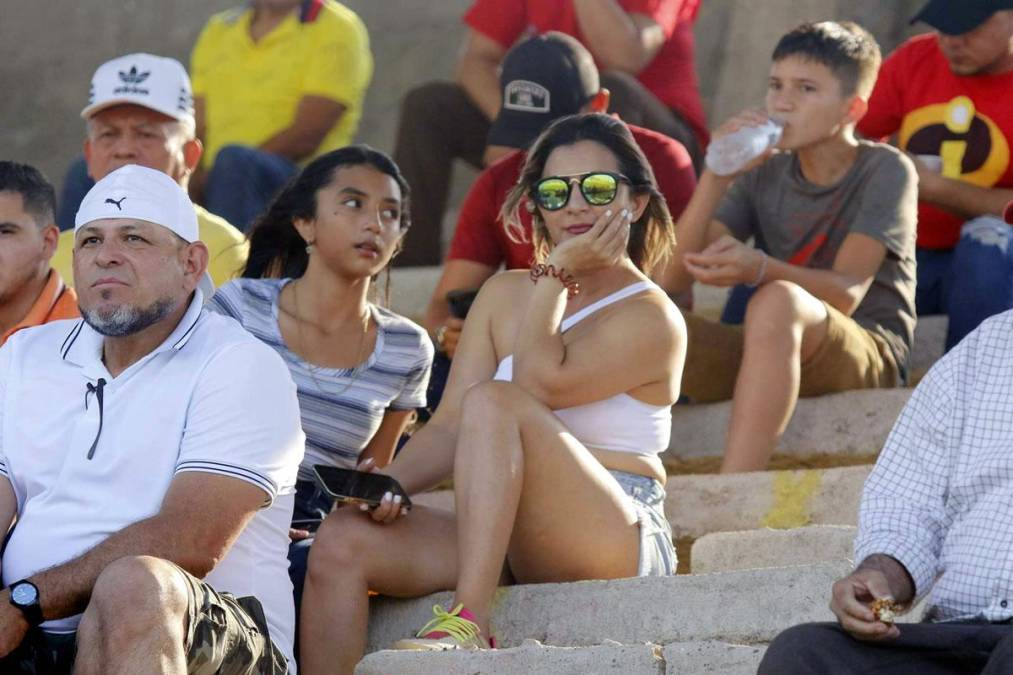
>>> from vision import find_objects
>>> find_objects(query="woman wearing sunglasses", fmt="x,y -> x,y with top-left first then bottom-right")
299,114 -> 685,674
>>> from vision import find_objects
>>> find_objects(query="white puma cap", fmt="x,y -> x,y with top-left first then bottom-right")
75,164 -> 199,242
75,165 -> 213,297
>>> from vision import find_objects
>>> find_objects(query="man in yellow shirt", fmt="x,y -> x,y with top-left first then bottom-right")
51,53 -> 248,290
0,162 -> 79,347
189,0 -> 373,230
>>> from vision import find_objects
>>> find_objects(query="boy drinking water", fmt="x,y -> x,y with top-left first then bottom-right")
663,21 -> 918,473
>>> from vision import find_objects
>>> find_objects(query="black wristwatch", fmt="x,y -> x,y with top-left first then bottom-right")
8,580 -> 43,627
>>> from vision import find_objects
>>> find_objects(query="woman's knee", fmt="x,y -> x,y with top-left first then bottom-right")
460,380 -> 529,425
307,509 -> 378,582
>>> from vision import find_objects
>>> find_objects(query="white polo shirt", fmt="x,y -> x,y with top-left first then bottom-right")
0,290 -> 304,669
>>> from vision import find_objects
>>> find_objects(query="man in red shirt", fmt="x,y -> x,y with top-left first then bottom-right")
393,0 -> 707,266
858,0 -> 1013,350
422,32 -> 696,363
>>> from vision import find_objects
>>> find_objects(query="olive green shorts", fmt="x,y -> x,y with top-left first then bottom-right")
681,303 -> 900,404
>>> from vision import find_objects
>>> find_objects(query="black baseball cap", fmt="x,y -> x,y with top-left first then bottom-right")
910,0 -> 1013,36
487,32 -> 600,150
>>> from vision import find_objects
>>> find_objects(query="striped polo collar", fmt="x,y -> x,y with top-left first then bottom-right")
60,289 -> 206,373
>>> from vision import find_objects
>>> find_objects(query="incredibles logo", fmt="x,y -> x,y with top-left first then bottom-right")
900,96 -> 1010,187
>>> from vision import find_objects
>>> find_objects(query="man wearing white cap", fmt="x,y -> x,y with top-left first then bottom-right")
0,164 -> 303,673
53,53 -> 247,290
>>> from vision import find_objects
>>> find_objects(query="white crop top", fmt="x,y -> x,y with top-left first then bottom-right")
493,281 -> 672,455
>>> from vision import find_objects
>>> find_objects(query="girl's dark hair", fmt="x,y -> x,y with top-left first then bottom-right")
500,113 -> 675,276
242,145 -> 411,285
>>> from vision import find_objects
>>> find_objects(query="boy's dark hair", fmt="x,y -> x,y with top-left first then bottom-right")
772,21 -> 882,99
0,161 -> 56,227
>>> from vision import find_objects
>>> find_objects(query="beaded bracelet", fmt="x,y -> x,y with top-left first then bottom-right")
529,263 -> 580,299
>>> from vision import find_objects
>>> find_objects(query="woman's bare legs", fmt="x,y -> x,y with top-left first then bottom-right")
452,380 -> 643,636
300,504 -> 458,675
302,380 -> 651,672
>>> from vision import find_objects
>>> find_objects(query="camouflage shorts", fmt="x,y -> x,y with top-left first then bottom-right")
175,564 -> 289,675
0,565 -> 287,675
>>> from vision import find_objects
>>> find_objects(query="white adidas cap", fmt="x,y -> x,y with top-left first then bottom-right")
81,53 -> 194,123
75,165 -> 214,298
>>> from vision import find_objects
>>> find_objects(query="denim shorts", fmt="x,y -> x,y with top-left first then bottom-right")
609,469 -> 677,576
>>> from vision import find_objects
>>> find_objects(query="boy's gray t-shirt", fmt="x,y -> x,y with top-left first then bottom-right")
715,141 -> 918,370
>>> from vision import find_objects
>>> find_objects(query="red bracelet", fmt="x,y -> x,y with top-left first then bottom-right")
529,263 -> 580,299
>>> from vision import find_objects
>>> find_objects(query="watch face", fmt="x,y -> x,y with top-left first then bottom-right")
11,583 -> 37,606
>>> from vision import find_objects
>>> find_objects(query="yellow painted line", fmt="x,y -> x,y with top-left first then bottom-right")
760,470 -> 821,529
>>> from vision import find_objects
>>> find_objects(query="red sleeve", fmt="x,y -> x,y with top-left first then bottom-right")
857,44 -> 906,141
462,0 -> 528,48
447,164 -> 508,267
620,0 -> 682,37
633,126 -> 697,220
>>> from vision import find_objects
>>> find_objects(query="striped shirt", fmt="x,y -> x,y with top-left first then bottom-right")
210,278 -> 433,481
855,310 -> 1013,622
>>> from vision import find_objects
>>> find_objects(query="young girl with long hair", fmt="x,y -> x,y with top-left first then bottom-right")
208,145 -> 433,600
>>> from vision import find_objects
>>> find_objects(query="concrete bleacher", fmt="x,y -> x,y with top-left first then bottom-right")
667,388 -> 910,461
358,640 -> 767,674
362,561 -> 848,658
691,525 -> 856,573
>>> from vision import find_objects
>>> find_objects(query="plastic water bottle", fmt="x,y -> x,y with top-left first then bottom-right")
705,119 -> 784,176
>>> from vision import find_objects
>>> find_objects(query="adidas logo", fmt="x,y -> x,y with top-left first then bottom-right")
118,66 -> 150,85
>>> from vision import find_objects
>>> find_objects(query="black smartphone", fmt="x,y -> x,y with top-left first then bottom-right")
312,465 -> 412,510
290,518 -> 322,533
446,288 -> 480,320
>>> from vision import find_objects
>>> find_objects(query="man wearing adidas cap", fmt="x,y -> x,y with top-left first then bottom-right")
53,53 -> 248,291
0,165 -> 303,673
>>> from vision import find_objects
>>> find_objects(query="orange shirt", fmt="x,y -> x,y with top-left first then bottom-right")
1,270 -> 80,346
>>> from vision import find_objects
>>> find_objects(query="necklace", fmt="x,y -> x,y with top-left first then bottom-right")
283,280 -> 373,399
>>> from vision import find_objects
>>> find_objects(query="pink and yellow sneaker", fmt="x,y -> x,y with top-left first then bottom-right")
391,604 -> 496,651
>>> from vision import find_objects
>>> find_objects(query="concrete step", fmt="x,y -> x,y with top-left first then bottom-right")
414,465 -> 873,541
666,465 -> 871,539
691,525 -> 856,574
666,388 -> 910,461
356,639 -> 767,675
365,561 -> 848,654
357,641 -> 666,675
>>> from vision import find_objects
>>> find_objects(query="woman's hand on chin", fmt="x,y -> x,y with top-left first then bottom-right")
547,207 -> 631,276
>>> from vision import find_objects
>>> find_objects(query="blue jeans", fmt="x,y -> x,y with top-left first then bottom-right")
58,156 -> 94,232
918,216 -> 1013,351
205,145 -> 298,232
